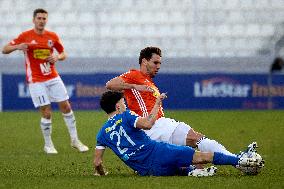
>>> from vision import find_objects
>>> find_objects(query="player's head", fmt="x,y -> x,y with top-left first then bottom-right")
100,91 -> 126,114
139,47 -> 162,78
33,8 -> 48,32
274,57 -> 284,66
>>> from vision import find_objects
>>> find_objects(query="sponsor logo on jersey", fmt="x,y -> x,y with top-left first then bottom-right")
105,118 -> 122,133
33,49 -> 51,59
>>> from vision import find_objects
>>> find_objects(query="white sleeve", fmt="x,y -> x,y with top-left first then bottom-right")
96,145 -> 106,150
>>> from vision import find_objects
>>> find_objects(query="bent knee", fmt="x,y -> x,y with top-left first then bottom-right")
186,129 -> 204,147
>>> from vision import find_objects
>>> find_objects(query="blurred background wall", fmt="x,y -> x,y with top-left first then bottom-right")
0,0 -> 284,110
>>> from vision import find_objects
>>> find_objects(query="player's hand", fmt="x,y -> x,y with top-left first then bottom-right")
45,54 -> 59,64
155,92 -> 167,105
133,85 -> 154,92
160,93 -> 167,99
16,43 -> 29,51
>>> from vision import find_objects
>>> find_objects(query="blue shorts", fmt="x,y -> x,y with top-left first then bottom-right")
147,142 -> 195,176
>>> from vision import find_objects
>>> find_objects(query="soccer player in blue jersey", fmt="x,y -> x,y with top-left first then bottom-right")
94,91 -> 262,176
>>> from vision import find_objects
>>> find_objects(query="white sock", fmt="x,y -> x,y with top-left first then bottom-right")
40,117 -> 53,146
197,137 -> 236,157
62,111 -> 78,141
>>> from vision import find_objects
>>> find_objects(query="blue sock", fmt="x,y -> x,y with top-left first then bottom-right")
213,152 -> 239,166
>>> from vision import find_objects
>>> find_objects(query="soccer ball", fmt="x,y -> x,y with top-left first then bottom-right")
239,153 -> 264,175
238,165 -> 263,175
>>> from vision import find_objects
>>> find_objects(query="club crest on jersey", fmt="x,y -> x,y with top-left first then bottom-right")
47,40 -> 54,47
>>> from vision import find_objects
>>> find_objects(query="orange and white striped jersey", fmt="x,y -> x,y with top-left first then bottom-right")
119,69 -> 164,119
9,29 -> 64,83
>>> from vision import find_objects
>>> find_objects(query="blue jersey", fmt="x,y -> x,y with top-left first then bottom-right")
96,110 -> 158,175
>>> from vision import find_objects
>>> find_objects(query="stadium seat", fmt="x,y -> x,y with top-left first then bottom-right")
0,0 -> 283,58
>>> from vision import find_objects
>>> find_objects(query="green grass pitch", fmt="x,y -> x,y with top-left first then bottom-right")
0,110 -> 283,189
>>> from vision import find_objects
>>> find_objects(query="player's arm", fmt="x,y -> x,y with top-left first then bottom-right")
46,35 -> 67,64
136,93 -> 167,130
2,43 -> 28,54
45,51 -> 67,64
106,76 -> 153,92
93,148 -> 108,176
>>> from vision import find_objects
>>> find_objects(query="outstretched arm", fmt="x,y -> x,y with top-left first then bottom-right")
136,93 -> 167,130
106,77 -> 153,92
2,43 -> 28,54
93,148 -> 108,176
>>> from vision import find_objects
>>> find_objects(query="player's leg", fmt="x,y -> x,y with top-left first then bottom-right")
193,151 -> 261,169
188,129 -> 236,156
29,82 -> 57,154
192,151 -> 236,165
148,143 -> 196,176
144,117 -> 178,143
170,120 -> 235,156
168,120 -> 236,156
149,142 -> 261,176
48,77 -> 89,152
147,117 -> 237,158
58,100 -> 78,141
39,105 -> 57,154
57,100 -> 88,152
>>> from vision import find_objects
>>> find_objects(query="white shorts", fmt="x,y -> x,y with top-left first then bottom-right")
144,117 -> 191,145
29,76 -> 69,108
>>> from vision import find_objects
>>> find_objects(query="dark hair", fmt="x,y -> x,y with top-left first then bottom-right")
100,91 -> 124,114
270,57 -> 284,73
33,8 -> 48,18
139,47 -> 162,65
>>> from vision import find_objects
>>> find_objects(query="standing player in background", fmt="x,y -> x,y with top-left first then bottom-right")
2,8 -> 88,154
106,46 -> 257,157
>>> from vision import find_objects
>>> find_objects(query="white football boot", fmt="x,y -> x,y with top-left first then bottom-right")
236,141 -> 264,168
71,139 -> 89,152
237,142 -> 258,158
237,153 -> 259,167
188,166 -> 217,177
44,143 -> 58,154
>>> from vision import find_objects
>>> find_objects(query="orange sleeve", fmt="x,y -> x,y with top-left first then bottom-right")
9,32 -> 25,45
53,33 -> 64,53
119,71 -> 136,84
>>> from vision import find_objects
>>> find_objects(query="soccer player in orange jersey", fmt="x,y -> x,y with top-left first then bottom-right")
106,47 -> 246,157
2,8 -> 88,154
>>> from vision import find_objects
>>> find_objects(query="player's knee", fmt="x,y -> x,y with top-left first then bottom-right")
41,110 -> 51,119
59,101 -> 72,113
186,129 -> 205,147
192,152 -> 203,164
192,151 -> 213,164
40,105 -> 52,119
